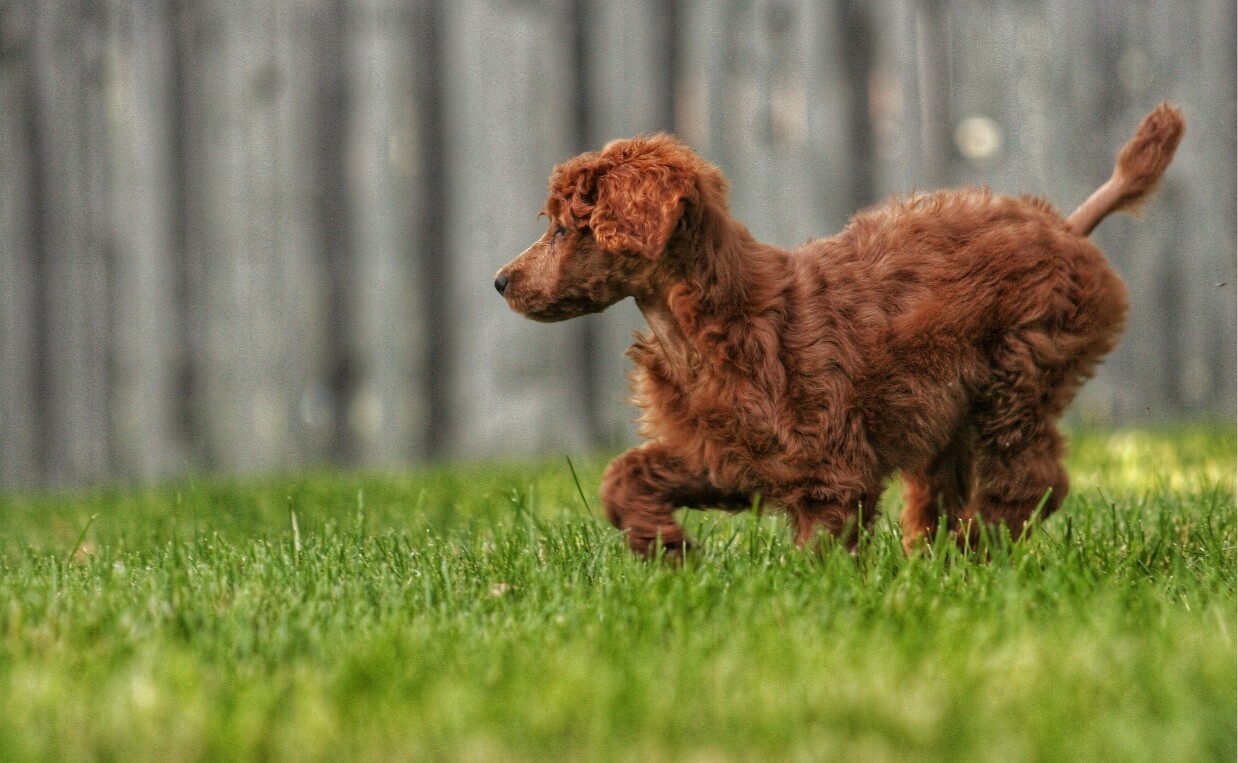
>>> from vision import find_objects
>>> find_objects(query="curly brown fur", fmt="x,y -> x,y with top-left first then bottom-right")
496,105 -> 1184,556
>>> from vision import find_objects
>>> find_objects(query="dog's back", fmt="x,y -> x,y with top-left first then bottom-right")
814,186 -> 1123,350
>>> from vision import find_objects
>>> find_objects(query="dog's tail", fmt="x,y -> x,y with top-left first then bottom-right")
1066,102 -> 1185,237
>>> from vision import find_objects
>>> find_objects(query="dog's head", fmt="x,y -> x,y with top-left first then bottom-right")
494,135 -> 725,322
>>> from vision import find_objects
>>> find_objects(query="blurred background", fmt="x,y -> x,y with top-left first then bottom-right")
0,0 -> 1233,488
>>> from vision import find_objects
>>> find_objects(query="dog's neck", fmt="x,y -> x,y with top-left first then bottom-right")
636,296 -> 692,367
635,213 -> 789,370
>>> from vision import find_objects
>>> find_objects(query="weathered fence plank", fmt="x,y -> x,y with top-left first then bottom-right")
880,0 -> 952,192
0,5 -> 41,486
1171,0 -> 1237,419
341,0 -> 426,465
29,3 -> 112,484
181,0 -> 331,472
705,0 -> 851,246
440,0 -> 590,457
104,0 -> 184,480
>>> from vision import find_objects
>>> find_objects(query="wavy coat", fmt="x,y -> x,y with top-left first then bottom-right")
495,104 -> 1184,556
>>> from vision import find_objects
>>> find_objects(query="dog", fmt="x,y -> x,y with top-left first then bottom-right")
495,104 -> 1184,557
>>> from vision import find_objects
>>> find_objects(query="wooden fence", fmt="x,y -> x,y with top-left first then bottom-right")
0,0 -> 1234,487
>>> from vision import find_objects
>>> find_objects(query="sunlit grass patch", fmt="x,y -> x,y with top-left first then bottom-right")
0,427 -> 1233,762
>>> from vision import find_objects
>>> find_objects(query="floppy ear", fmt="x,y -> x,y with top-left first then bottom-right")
590,162 -> 695,259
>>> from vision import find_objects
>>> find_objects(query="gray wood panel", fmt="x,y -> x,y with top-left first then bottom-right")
29,3 -> 112,484
0,13 -> 41,486
181,0 -> 330,473
440,0 -> 590,458
707,0 -> 851,247
104,0 -> 184,479
344,0 -> 426,465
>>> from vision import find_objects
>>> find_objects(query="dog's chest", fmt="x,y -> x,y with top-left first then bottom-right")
630,345 -> 814,488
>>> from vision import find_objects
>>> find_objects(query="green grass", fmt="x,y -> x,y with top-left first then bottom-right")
0,427 -> 1233,762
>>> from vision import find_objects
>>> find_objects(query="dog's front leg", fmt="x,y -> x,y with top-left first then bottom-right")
600,445 -> 748,558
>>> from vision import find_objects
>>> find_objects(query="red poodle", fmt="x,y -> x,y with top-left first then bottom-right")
495,104 -> 1184,557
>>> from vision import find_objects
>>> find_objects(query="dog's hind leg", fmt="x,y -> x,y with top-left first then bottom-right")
900,425 -> 974,551
958,343 -> 1073,548
601,445 -> 750,558
958,422 -> 1068,549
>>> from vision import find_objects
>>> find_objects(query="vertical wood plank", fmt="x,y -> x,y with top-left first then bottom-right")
942,1 -> 1051,195
708,0 -> 850,247
310,0 -> 356,465
182,1 -> 259,471
878,0 -> 953,193
103,0 -> 184,480
273,1 -> 334,464
834,0 -> 880,213
343,0 -> 425,465
412,0 -> 452,458
0,3 -> 41,486
1173,0 -> 1236,418
440,0 -> 588,457
675,0 -> 727,156
29,2 -> 112,484
181,0 -> 329,473
866,0 -> 919,197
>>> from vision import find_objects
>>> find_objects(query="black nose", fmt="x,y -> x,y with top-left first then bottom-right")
494,274 -> 509,295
